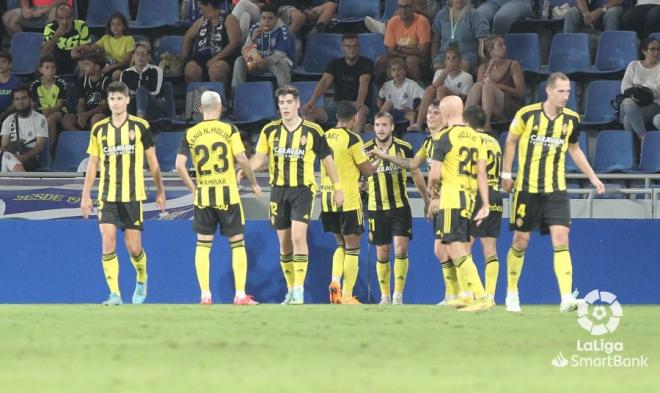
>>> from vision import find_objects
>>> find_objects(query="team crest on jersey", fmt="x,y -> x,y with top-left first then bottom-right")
128,129 -> 136,141
516,218 -> 524,228
561,123 -> 568,137
300,135 -> 307,146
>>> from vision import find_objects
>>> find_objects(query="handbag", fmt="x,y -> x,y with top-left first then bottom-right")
611,85 -> 655,117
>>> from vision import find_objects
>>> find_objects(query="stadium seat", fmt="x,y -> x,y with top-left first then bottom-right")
10,32 -> 43,76
547,33 -> 591,74
85,0 -> 130,29
403,132 -> 426,154
130,0 -> 180,29
382,0 -> 398,21
230,81 -> 277,124
498,132 -> 518,173
587,31 -> 638,76
51,131 -> 91,172
536,81 -> 579,111
593,130 -> 634,172
565,132 -> 588,173
295,34 -> 343,77
157,36 -> 184,59
292,81 -> 325,107
336,0 -> 380,23
581,80 -> 621,126
632,132 -> 660,173
154,131 -> 184,172
358,33 -> 387,62
503,33 -> 542,73
650,33 -> 660,42
187,82 -> 227,104
362,131 -> 375,142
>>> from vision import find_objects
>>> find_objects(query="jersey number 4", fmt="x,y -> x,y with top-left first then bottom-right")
194,142 -> 229,175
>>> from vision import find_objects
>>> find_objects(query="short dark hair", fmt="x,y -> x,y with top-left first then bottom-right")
336,101 -> 357,122
275,85 -> 300,99
107,81 -> 130,96
55,3 -> 73,15
463,105 -> 487,130
106,12 -> 129,36
39,56 -> 57,68
261,3 -> 278,14
0,50 -> 12,63
342,33 -> 359,42
546,72 -> 569,88
198,0 -> 222,9
640,37 -> 659,60
374,111 -> 394,125
11,85 -> 30,100
83,52 -> 106,69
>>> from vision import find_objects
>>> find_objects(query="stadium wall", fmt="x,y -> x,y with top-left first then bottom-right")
1,219 -> 658,304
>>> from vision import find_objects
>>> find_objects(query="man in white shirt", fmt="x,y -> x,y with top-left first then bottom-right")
0,144 -> 25,172
0,85 -> 48,171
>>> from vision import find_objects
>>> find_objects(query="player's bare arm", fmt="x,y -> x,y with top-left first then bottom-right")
501,132 -> 520,193
567,143 -> 605,194
368,149 -> 423,170
80,154 -> 99,219
474,159 -> 490,224
175,154 -> 196,194
145,147 -> 166,212
321,155 -> 344,208
235,151 -> 262,198
427,160 -> 442,216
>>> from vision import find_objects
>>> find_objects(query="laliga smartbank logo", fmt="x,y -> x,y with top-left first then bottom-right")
551,289 -> 648,368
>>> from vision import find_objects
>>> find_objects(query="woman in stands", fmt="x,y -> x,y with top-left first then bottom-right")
465,35 -> 524,130
620,37 -> 660,140
182,0 -> 241,88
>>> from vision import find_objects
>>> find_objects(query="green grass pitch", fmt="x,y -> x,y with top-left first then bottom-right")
0,305 -> 657,392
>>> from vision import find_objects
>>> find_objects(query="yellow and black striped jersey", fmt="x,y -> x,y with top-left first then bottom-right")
364,138 -> 414,211
509,103 -> 580,193
321,127 -> 368,212
255,119 -> 330,190
414,135 -> 435,168
87,115 -> 153,202
178,119 -> 244,208
432,125 -> 486,211
477,132 -> 502,192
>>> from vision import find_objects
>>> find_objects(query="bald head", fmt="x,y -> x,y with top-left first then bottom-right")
200,91 -> 222,119
439,95 -> 464,125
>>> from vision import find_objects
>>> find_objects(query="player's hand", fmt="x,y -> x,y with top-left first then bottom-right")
368,149 -> 385,159
251,182 -> 262,199
302,102 -> 315,116
502,178 -> 514,193
423,199 -> 431,221
236,168 -> 244,184
590,176 -> 605,194
156,190 -> 166,212
81,195 -> 93,219
427,198 -> 440,217
77,113 -> 88,129
333,189 -> 344,208
473,205 -> 490,226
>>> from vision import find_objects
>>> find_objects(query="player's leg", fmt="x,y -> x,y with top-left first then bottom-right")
376,244 -> 391,304
124,228 -> 149,304
341,233 -> 361,303
549,225 -> 577,311
277,228 -> 295,303
505,230 -> 529,312
392,236 -> 409,305
221,204 -> 257,305
290,220 -> 309,304
196,233 -> 214,305
435,239 -> 460,304
99,222 -> 122,305
446,240 -> 486,301
329,233 -> 345,304
480,237 -> 499,303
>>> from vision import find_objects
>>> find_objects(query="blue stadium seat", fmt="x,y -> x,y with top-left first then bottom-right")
382,0 -> 398,21
547,33 -> 590,74
650,33 -> 660,42
230,81 -> 277,124
157,36 -> 184,58
10,33 -> 43,76
536,81 -> 579,111
130,0 -> 179,29
403,132 -> 426,155
292,81 -> 325,107
86,0 -> 130,29
154,131 -> 184,172
504,33 -> 541,73
633,132 -> 660,173
565,132 -> 588,173
337,0 -> 380,23
52,131 -> 90,171
582,80 -> 621,126
295,34 -> 343,77
362,131 -> 375,143
593,130 -> 634,172
498,132 -> 518,173
7,0 -> 20,10
588,31 -> 638,75
187,82 -> 226,105
358,33 -> 387,62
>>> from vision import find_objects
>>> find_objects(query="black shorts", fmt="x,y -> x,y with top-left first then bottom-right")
510,191 -> 570,235
98,201 -> 143,231
321,209 -> 364,236
367,206 -> 412,246
469,189 -> 503,239
434,208 -> 471,244
270,186 -> 314,230
193,204 -> 245,237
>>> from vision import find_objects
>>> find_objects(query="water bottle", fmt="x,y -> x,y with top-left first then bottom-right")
540,0 -> 550,20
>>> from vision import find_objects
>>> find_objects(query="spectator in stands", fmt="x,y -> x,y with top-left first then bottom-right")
0,86 -> 48,171
377,57 -> 425,126
620,37 -> 660,140
622,0 -> 660,40
365,0 -> 435,35
376,0 -> 431,84
62,52 -> 111,130
120,42 -> 173,121
302,33 -> 374,133
563,0 -> 623,33
477,0 -> 534,35
40,3 -> 90,75
2,0 -> 73,37
30,56 -> 67,152
182,0 -> 241,87
0,142 -> 26,172
432,0 -> 489,73
232,4 -> 295,91
232,0 -> 270,43
276,0 -> 337,35
465,35 -> 524,130
0,51 -> 23,122
410,47 -> 473,131
78,12 -> 135,81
